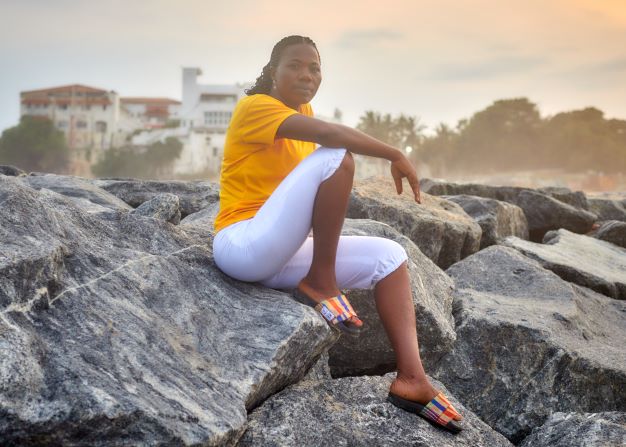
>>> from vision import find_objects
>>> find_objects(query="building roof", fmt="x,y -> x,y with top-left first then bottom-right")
21,84 -> 111,96
121,97 -> 181,105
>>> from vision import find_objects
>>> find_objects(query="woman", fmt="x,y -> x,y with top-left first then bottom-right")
212,35 -> 463,433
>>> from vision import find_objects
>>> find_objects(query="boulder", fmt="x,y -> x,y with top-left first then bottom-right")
348,177 -> 482,269
180,202 -> 220,233
431,245 -> 626,443
0,165 -> 26,176
92,178 -> 220,217
588,197 -> 626,222
441,194 -> 528,248
21,173 -> 132,213
515,190 -> 596,241
501,229 -> 626,300
130,193 -> 182,225
0,176 -> 337,446
419,178 -> 527,201
238,374 -> 514,447
589,220 -> 626,249
519,412 -> 626,447
537,186 -> 590,210
420,179 -> 597,241
328,219 -> 456,377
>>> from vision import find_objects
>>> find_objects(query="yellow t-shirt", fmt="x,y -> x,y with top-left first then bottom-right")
214,94 -> 316,234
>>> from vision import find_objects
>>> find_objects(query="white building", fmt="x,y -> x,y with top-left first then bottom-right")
20,84 -> 131,151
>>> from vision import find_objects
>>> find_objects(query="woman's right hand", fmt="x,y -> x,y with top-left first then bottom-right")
390,154 -> 421,204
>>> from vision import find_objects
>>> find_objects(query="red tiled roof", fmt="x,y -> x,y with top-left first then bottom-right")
121,97 -> 181,105
21,84 -> 111,96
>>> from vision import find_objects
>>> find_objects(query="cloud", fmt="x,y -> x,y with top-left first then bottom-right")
420,55 -> 548,81
334,28 -> 404,49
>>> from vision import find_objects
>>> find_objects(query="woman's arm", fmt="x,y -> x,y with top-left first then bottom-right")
276,114 -> 421,203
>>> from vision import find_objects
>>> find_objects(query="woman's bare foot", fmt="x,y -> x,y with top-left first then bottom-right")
297,278 -> 363,327
389,376 -> 463,421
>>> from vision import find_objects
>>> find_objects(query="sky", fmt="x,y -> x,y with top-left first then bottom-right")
1,0 -> 626,134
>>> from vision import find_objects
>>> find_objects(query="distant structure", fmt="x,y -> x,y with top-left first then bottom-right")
19,84 -> 182,176
120,97 -> 181,129
132,68 -> 250,177
20,84 -> 131,151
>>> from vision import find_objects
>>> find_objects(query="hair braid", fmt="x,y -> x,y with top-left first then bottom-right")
246,35 -> 320,96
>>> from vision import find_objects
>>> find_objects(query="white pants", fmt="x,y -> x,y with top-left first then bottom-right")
212,147 -> 408,290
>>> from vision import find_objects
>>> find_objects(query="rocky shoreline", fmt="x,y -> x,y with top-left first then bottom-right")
1,165 -> 625,446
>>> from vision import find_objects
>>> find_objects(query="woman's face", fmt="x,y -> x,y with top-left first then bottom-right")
270,43 -> 322,109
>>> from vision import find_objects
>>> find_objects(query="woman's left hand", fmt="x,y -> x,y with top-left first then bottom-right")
390,155 -> 421,204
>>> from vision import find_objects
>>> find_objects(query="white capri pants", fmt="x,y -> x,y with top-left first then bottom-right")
212,147 -> 408,291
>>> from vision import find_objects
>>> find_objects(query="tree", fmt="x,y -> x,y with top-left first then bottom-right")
357,111 -> 425,153
0,116 -> 70,173
92,137 -> 183,179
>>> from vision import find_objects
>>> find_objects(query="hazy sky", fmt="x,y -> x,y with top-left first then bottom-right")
1,0 -> 625,133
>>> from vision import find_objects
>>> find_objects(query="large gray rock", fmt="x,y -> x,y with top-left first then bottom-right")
180,202 -> 220,233
519,412 -> 626,447
421,179 -> 597,241
515,190 -> 597,241
130,192 -> 182,225
537,186 -> 590,210
348,177 -> 482,269
21,173 -> 132,213
432,246 -> 626,443
588,197 -> 626,222
501,229 -> 626,300
238,374 -> 513,447
441,194 -> 529,248
0,176 -> 337,446
0,165 -> 26,176
420,178 -> 528,201
328,219 -> 456,377
589,220 -> 626,249
92,178 -> 219,217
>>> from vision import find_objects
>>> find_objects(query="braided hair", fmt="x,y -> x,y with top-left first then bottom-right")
246,35 -> 320,96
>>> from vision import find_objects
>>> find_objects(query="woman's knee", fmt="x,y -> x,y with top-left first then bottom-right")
339,150 -> 355,174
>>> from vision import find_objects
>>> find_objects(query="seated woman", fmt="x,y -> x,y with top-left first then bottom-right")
212,35 -> 464,434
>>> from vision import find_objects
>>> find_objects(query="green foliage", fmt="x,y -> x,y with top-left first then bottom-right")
412,98 -> 626,176
357,111 -> 425,154
92,137 -> 183,179
0,116 -> 70,173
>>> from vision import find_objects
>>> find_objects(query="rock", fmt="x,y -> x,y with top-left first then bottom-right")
441,195 -> 528,248
537,186 -> 590,210
519,412 -> 626,447
92,178 -> 219,217
420,178 -> 528,201
420,179 -> 597,241
130,193 -> 182,225
589,220 -> 626,249
0,176 -> 337,446
432,245 -> 626,443
588,197 -> 626,222
328,219 -> 456,377
21,173 -> 132,213
348,177 -> 482,269
180,202 -> 220,233
515,190 -> 597,241
501,229 -> 626,300
0,165 -> 26,176
238,373 -> 514,447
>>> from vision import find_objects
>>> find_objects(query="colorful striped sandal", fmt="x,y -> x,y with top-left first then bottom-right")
387,391 -> 464,434
292,286 -> 364,336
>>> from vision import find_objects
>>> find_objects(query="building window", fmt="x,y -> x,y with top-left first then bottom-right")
76,120 -> 88,129
95,121 -> 107,132
212,147 -> 218,157
56,120 -> 68,129
103,105 -> 107,110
